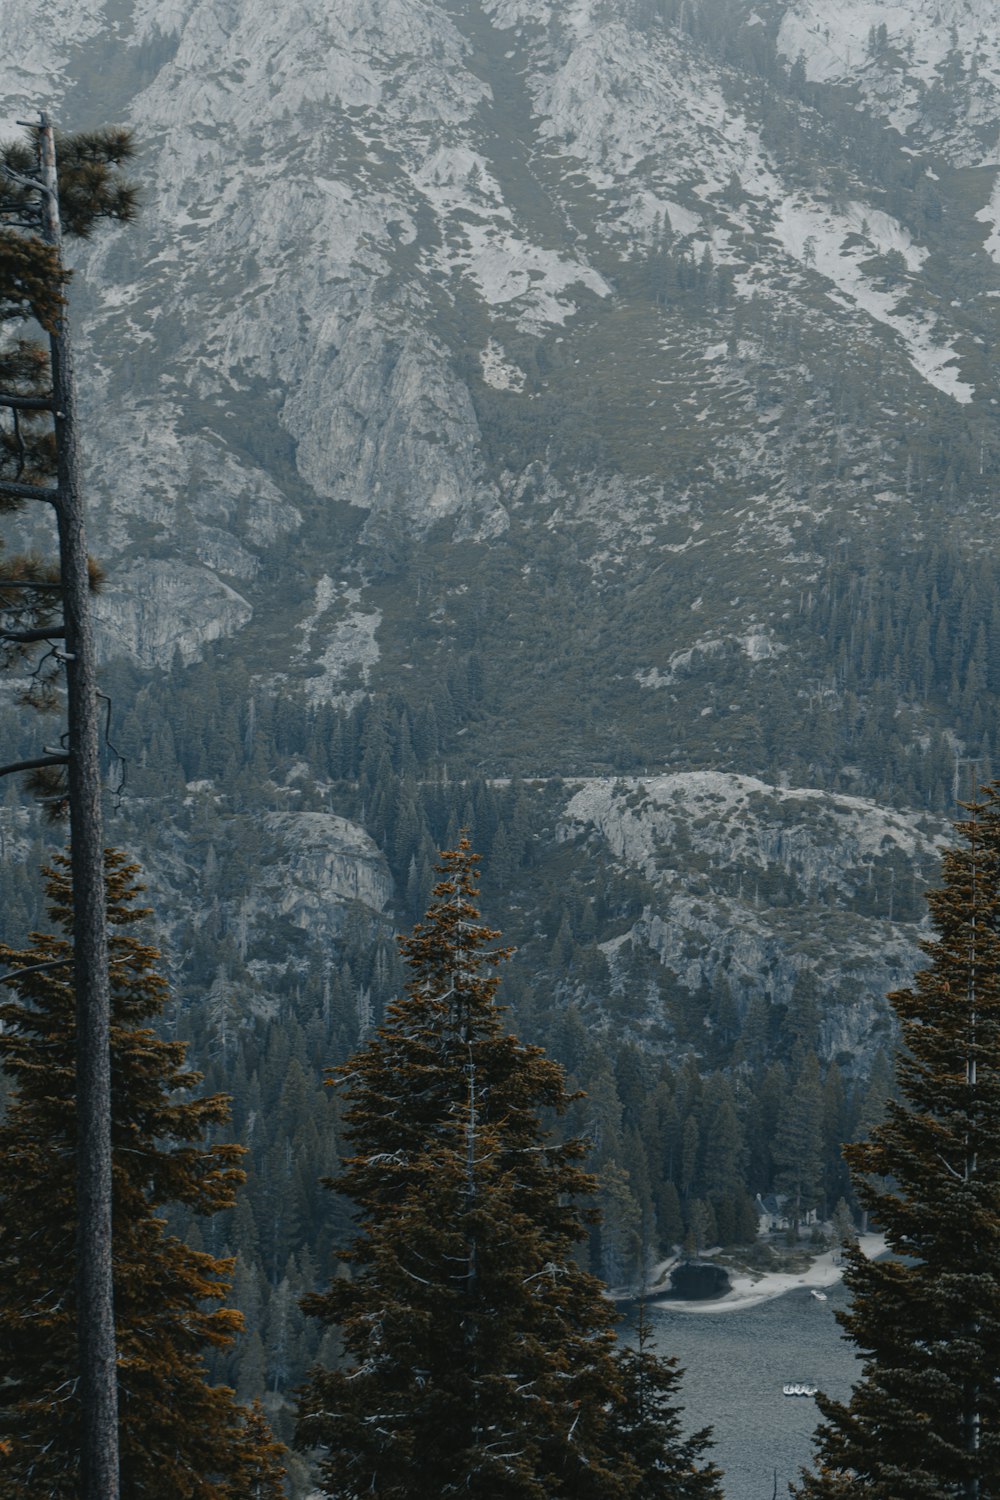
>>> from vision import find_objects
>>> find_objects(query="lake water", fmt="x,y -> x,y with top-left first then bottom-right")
641,1281 -> 859,1500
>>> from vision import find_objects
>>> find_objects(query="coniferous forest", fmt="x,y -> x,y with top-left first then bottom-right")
5,0 -> 1000,1494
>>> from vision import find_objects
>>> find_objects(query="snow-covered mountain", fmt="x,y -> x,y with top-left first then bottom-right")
2,0 -> 998,1053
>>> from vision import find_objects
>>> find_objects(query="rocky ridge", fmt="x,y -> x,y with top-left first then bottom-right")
2,0 -> 998,1057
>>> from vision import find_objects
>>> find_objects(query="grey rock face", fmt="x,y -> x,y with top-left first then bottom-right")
2,0 -> 997,1072
561,773 -> 948,1064
93,560 -> 253,667
6,0 -> 998,660
257,813 -> 393,931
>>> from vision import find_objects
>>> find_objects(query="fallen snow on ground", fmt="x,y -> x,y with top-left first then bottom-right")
977,174 -> 1000,263
480,339 -> 527,391
777,0 -> 1000,160
412,136 -> 610,326
520,2 -> 973,401
770,194 -> 972,402
651,1234 -> 888,1315
458,224 -> 610,326
778,0 -> 1000,93
296,576 -> 382,703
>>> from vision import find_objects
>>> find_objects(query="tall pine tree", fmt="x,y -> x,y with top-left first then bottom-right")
2,120 -> 139,1500
796,788 -> 1000,1499
610,1299 -> 722,1499
297,838 -> 719,1499
0,850 -> 284,1497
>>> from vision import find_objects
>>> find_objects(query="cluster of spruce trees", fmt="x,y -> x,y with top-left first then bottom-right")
4,89 -> 1000,1496
794,787 -> 1000,1497
0,621 -> 916,1447
297,839 -> 723,1498
85,514 -> 1000,817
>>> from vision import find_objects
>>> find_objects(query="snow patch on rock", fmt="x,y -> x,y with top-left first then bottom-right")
297,578 -> 382,705
976,174 -> 1000,262
480,339 -> 527,391
0,0 -> 107,126
777,0 -> 1000,163
767,195 -> 973,402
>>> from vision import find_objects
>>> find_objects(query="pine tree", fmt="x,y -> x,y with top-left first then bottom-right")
231,1401 -> 287,1499
772,1050 -> 824,1236
0,851 -> 284,1497
300,838 -> 719,1498
796,788 -> 1000,1499
610,1300 -> 723,1499
2,118 -> 138,1500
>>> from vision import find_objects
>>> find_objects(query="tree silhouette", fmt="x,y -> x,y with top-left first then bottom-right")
610,1298 -> 722,1498
796,787 -> 1000,1498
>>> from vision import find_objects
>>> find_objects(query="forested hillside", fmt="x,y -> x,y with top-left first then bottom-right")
3,0 -> 1000,1463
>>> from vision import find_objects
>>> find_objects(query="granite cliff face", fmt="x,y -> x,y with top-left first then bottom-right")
255,813 -> 392,931
2,0 -> 998,1050
559,773 -> 948,1065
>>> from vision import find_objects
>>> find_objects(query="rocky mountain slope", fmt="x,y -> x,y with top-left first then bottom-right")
3,0 -> 999,1056
11,3 -> 1000,1466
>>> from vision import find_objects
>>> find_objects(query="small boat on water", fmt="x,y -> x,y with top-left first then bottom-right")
810,1290 -> 828,1301
782,1383 -> 818,1398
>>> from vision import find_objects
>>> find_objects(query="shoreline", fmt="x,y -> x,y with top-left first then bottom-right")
640,1234 -> 887,1315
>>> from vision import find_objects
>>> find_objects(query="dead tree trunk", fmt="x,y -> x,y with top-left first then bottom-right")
39,115 -> 120,1500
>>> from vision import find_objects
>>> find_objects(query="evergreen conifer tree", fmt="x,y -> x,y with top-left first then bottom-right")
772,1050 -> 824,1236
796,788 -> 1000,1499
0,851 -> 284,1497
610,1299 -> 722,1499
297,837 -> 624,1497
2,119 -> 139,1500
298,838 -> 719,1499
231,1401 -> 288,1499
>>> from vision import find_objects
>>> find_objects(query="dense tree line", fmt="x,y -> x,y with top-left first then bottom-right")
140,770 -> 897,1423
82,520 -> 1000,821
1,809 -> 989,1496
2,632 -> 912,1448
3,637 -> 908,1431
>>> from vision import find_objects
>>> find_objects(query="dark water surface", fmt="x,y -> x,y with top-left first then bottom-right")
643,1280 -> 859,1500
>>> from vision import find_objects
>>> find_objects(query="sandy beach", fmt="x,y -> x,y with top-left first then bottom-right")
645,1234 -> 887,1314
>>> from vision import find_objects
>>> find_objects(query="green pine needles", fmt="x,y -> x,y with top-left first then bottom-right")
297,837 -> 722,1499
797,786 -> 1000,1499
